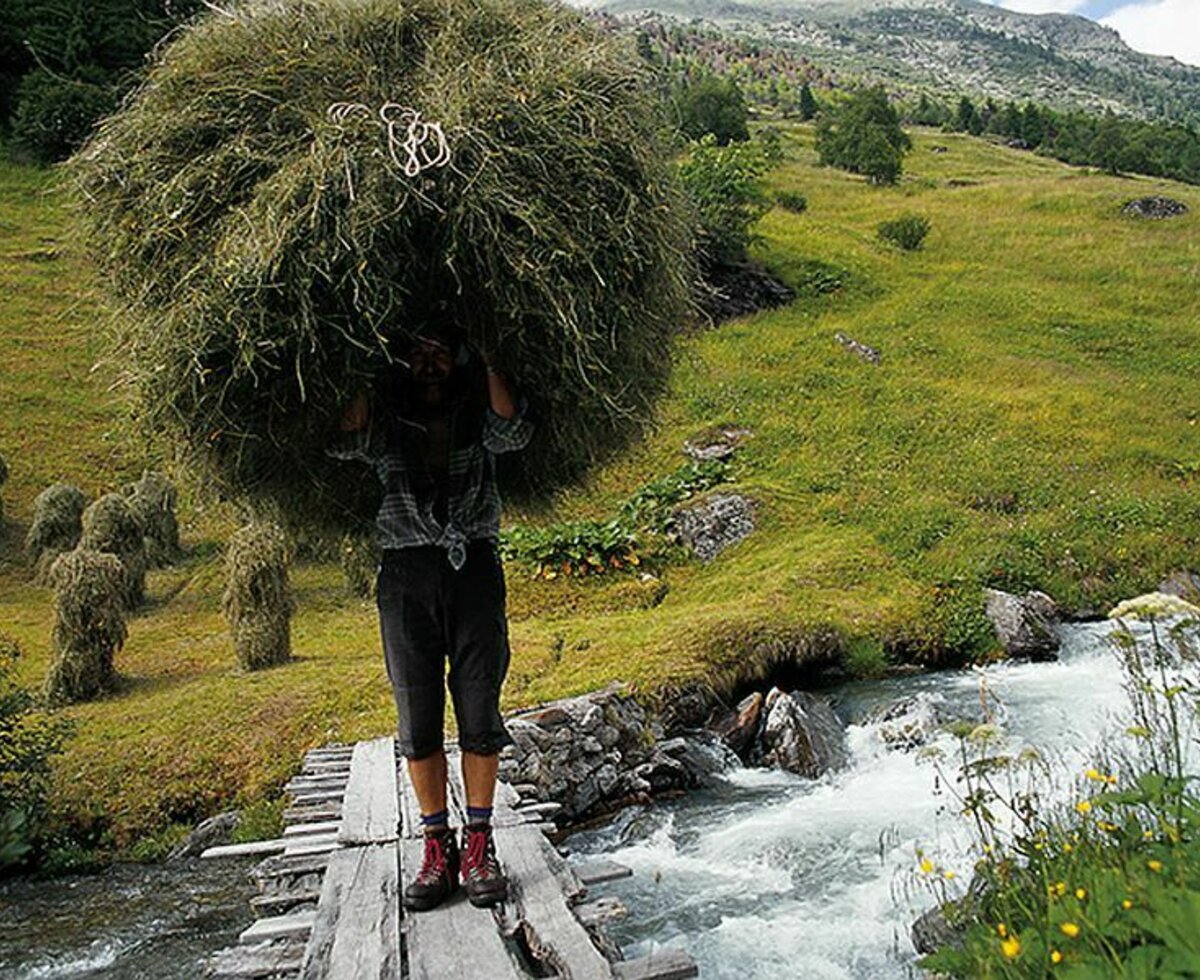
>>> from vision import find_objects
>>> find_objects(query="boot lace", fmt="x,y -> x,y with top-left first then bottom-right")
463,827 -> 497,881
416,834 -> 448,885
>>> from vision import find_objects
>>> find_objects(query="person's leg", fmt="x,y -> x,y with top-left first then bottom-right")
408,750 -> 449,827
461,750 -> 498,823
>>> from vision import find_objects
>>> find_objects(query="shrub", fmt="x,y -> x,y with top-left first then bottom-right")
0,635 -> 74,869
877,214 -> 931,251
223,522 -> 292,670
671,73 -> 750,145
677,134 -> 772,266
11,70 -> 114,163
775,191 -> 808,214
68,0 -> 694,531
25,483 -> 89,583
45,551 -> 127,705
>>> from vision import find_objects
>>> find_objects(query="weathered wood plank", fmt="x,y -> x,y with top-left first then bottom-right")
282,802 -> 342,824
572,859 -> 634,886
611,950 -> 699,980
499,824 -> 611,979
283,837 -> 340,858
203,839 -> 287,859
339,736 -> 400,846
298,842 -> 401,980
283,820 -> 341,838
239,910 -> 316,944
250,888 -> 322,912
251,851 -> 331,881
399,837 -> 525,980
286,789 -> 347,804
209,940 -> 306,978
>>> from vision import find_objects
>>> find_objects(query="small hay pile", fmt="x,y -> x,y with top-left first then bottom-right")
223,522 -> 293,669
0,452 -> 7,525
25,483 -> 89,583
71,0 -> 694,534
339,533 -> 379,599
124,471 -> 181,566
80,494 -> 148,609
45,549 -> 127,704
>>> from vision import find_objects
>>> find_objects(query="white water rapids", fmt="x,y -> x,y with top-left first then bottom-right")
566,619 -> 1196,979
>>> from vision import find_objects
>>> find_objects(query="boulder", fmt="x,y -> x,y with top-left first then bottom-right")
983,588 -> 1060,660
1122,196 -> 1188,220
713,691 -> 764,758
658,732 -> 740,787
865,694 -> 948,751
1158,569 -> 1200,605
683,423 -> 753,462
758,691 -> 847,778
671,493 -> 756,562
168,810 -> 240,860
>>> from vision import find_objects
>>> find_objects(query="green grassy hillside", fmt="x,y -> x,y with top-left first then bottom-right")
1,125 -> 1198,856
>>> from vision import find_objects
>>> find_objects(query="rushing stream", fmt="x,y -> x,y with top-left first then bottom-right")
566,619 -> 1196,980
1,618 -> 1192,979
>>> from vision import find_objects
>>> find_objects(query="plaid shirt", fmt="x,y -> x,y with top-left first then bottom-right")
332,404 -> 533,569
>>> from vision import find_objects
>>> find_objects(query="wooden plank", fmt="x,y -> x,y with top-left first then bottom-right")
286,776 -> 349,793
252,851 -> 331,881
283,834 -> 340,857
203,839 -> 286,859
287,789 -> 347,804
239,910 -> 316,944
612,950 -> 699,980
298,842 -> 401,980
499,824 -> 611,979
572,859 -> 634,886
399,837 -> 525,980
209,940 -> 306,978
283,803 -> 343,824
339,736 -> 400,845
284,820 -> 341,838
250,888 -> 322,912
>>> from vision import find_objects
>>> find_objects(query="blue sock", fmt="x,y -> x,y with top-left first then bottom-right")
420,809 -> 449,834
466,805 -> 492,827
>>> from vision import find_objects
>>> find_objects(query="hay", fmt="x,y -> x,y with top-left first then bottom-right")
223,521 -> 293,669
25,483 -> 89,583
45,549 -> 127,704
70,0 -> 694,534
0,452 -> 7,527
124,471 -> 181,566
80,493 -> 148,609
339,533 -> 379,599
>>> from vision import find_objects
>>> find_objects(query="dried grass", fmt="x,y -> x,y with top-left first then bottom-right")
80,493 -> 148,609
45,549 -> 127,704
223,521 -> 293,669
25,483 -> 89,584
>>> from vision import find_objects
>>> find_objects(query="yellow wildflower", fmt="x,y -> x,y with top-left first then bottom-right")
920,857 -> 934,874
1051,950 -> 1063,964
1060,922 -> 1080,938
1122,899 -> 1133,910
1063,843 -> 1074,854
1001,935 -> 1021,959
1099,821 -> 1119,833
1076,888 -> 1087,900
1055,881 -> 1067,896
944,870 -> 957,880
1148,859 -> 1163,872
1075,800 -> 1092,814
997,923 -> 1008,938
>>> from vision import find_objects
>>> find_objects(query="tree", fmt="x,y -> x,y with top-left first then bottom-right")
1089,110 -> 1125,174
677,134 -> 771,265
1021,102 -> 1046,148
672,73 -> 750,145
798,81 -> 819,121
816,85 -> 911,185
955,96 -> 983,135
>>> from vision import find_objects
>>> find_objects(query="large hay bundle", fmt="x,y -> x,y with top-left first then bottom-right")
25,483 -> 89,583
71,0 -> 694,534
80,494 -> 148,609
223,521 -> 293,669
124,471 -> 181,566
46,549 -> 127,704
0,452 -> 7,528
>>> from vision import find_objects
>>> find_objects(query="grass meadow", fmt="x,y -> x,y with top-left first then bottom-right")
1,123 -> 1198,855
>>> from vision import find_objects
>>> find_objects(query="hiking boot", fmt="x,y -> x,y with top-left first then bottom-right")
460,823 -> 508,907
404,828 -> 459,911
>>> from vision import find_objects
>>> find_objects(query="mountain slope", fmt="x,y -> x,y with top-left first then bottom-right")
582,0 -> 1200,125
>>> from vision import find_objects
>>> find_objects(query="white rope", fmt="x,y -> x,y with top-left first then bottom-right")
326,101 -> 451,179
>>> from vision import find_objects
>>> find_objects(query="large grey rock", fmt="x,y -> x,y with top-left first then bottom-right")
984,588 -> 1060,660
758,691 -> 847,778
670,493 -> 755,562
713,692 -> 763,759
168,810 -> 240,860
682,423 -> 752,461
865,695 -> 950,752
1159,569 -> 1200,605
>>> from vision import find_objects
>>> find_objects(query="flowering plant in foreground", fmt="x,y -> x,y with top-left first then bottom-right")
920,615 -> 1200,977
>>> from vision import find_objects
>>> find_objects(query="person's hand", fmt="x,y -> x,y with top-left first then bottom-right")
340,390 -> 370,432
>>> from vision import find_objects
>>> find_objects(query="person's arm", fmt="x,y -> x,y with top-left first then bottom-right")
327,389 -> 378,461
481,364 -> 533,454
341,390 -> 370,431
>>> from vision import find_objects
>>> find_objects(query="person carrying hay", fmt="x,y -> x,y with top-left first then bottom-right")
338,322 -> 532,912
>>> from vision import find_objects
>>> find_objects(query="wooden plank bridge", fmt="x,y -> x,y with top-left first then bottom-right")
203,737 -> 698,980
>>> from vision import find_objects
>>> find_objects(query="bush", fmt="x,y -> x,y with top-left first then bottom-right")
877,214 -> 931,251
678,134 -> 772,266
775,191 -> 808,214
0,635 -> 74,869
11,70 -> 114,163
68,0 -> 693,531
671,73 -> 750,145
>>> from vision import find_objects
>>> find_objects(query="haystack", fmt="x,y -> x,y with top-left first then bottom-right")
25,483 -> 89,583
70,0 -> 693,535
223,522 -> 293,669
80,493 -> 147,609
45,549 -> 127,704
339,533 -> 379,599
0,452 -> 7,528
124,471 -> 181,566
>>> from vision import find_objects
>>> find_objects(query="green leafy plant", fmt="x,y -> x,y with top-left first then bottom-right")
620,459 -> 730,531
677,134 -> 773,266
816,84 -> 912,186
775,190 -> 808,214
877,214 -> 931,251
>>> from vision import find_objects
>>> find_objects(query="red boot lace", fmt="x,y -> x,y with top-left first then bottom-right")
463,828 -> 493,880
416,834 -> 447,885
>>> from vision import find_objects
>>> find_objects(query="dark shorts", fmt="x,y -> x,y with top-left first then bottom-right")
376,541 -> 513,759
